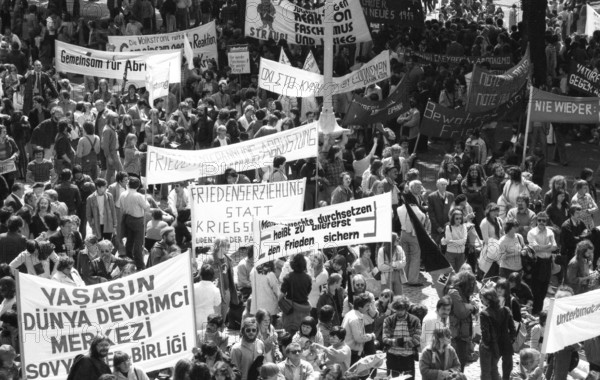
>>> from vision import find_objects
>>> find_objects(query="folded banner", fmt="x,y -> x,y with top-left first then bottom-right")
421,85 -> 526,139
568,61 -> 600,97
360,0 -> 424,26
146,52 -> 178,106
190,180 -> 306,252
542,288 -> 600,354
466,49 -> 530,112
586,4 -> 600,36
341,75 -> 410,125
245,0 -> 371,45
259,51 -> 390,98
253,193 -> 392,266
411,51 -> 513,71
108,22 -> 218,70
530,87 -> 600,124
146,122 -> 318,184
18,254 -> 195,380
56,41 -> 181,82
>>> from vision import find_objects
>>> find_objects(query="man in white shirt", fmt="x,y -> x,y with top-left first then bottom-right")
237,105 -> 255,133
526,211 -> 558,314
397,180 -> 429,286
194,264 -> 221,331
341,293 -> 376,365
420,296 -> 452,350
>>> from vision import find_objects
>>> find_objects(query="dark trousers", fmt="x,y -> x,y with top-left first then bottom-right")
350,350 -> 362,366
122,214 -> 145,270
479,345 -> 500,380
531,258 -> 552,314
386,352 -> 415,379
452,337 -> 469,372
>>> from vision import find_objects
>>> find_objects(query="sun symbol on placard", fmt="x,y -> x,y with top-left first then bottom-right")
484,240 -> 501,262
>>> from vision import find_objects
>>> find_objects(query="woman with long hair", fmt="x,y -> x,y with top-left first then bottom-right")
376,232 -> 406,295
361,159 -> 385,193
546,189 -> 570,230
207,237 -> 239,320
419,327 -> 466,380
30,196 -> 54,239
479,286 -> 515,380
144,108 -> 164,146
93,79 -> 112,103
443,209 -> 468,272
280,253 -> 312,332
498,167 -> 541,219
438,154 -> 462,196
373,288 -> 393,342
308,251 -> 328,314
255,309 -> 282,362
118,114 -> 135,158
566,239 -> 595,294
461,164 -> 487,226
123,133 -> 142,178
172,359 -> 193,380
543,175 -> 570,207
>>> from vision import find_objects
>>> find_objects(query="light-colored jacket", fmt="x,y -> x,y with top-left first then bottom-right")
86,191 -> 117,237
277,359 -> 316,380
377,245 -> 407,286
9,250 -> 59,279
250,267 -> 280,315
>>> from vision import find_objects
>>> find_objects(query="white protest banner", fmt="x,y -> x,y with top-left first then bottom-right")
253,193 -> 392,266
259,50 -> 390,98
586,4 -> 600,36
56,41 -> 181,83
108,22 -> 218,70
146,52 -> 178,106
190,179 -> 306,251
0,158 -> 16,175
301,51 -> 320,121
18,254 -> 195,380
245,0 -> 371,45
541,288 -> 600,354
146,122 -> 318,184
227,45 -> 251,74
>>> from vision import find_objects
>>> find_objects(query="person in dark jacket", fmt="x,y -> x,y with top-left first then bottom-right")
316,273 -> 344,326
479,286 -> 516,380
89,239 -> 130,282
281,253 -> 312,333
0,216 -> 26,264
48,217 -> 84,259
54,168 -> 82,215
66,334 -> 111,380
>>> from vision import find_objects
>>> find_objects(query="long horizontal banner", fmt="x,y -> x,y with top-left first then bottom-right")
253,193 -> 392,266
530,87 -> 600,124
568,61 -> 600,97
466,49 -> 530,113
411,51 -> 513,70
190,180 -> 306,252
341,75 -> 410,125
258,51 -> 390,98
585,4 -> 600,36
55,41 -> 181,83
246,0 -> 371,45
542,288 -> 600,354
108,22 -> 218,71
421,85 -> 526,139
18,254 -> 195,380
146,122 -> 318,184
360,0 -> 424,26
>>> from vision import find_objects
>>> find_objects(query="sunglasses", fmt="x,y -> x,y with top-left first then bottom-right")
537,219 -> 547,223
244,328 -> 257,333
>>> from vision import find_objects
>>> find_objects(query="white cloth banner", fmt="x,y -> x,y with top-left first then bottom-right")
254,193 -> 392,266
56,41 -> 181,82
245,0 -> 371,45
108,22 -> 218,70
146,122 -> 319,184
259,51 -> 390,98
542,288 -> 600,354
18,254 -> 195,380
586,4 -> 600,36
301,51 -> 320,121
146,52 -> 178,106
190,179 -> 306,251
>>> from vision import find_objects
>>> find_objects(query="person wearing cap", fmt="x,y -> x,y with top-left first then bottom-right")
9,240 -> 58,279
148,226 -> 179,267
211,80 -> 231,109
112,351 -> 149,380
22,60 -> 58,114
102,111 -> 124,184
0,344 -> 19,379
27,145 -> 56,184
117,177 -> 150,269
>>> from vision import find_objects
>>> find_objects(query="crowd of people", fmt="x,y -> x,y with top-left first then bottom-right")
0,0 -> 596,378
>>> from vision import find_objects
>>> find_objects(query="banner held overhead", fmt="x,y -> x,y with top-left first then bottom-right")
529,87 -> 600,124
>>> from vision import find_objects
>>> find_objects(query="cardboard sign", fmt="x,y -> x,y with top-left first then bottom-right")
189,180 -> 306,251
254,193 -> 392,266
18,254 -> 195,380
227,45 -> 251,74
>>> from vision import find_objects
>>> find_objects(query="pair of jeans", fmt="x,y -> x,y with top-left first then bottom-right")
479,345 -> 500,380
122,214 -> 145,270
446,250 -> 466,272
452,337 -> 469,372
400,232 -> 421,284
